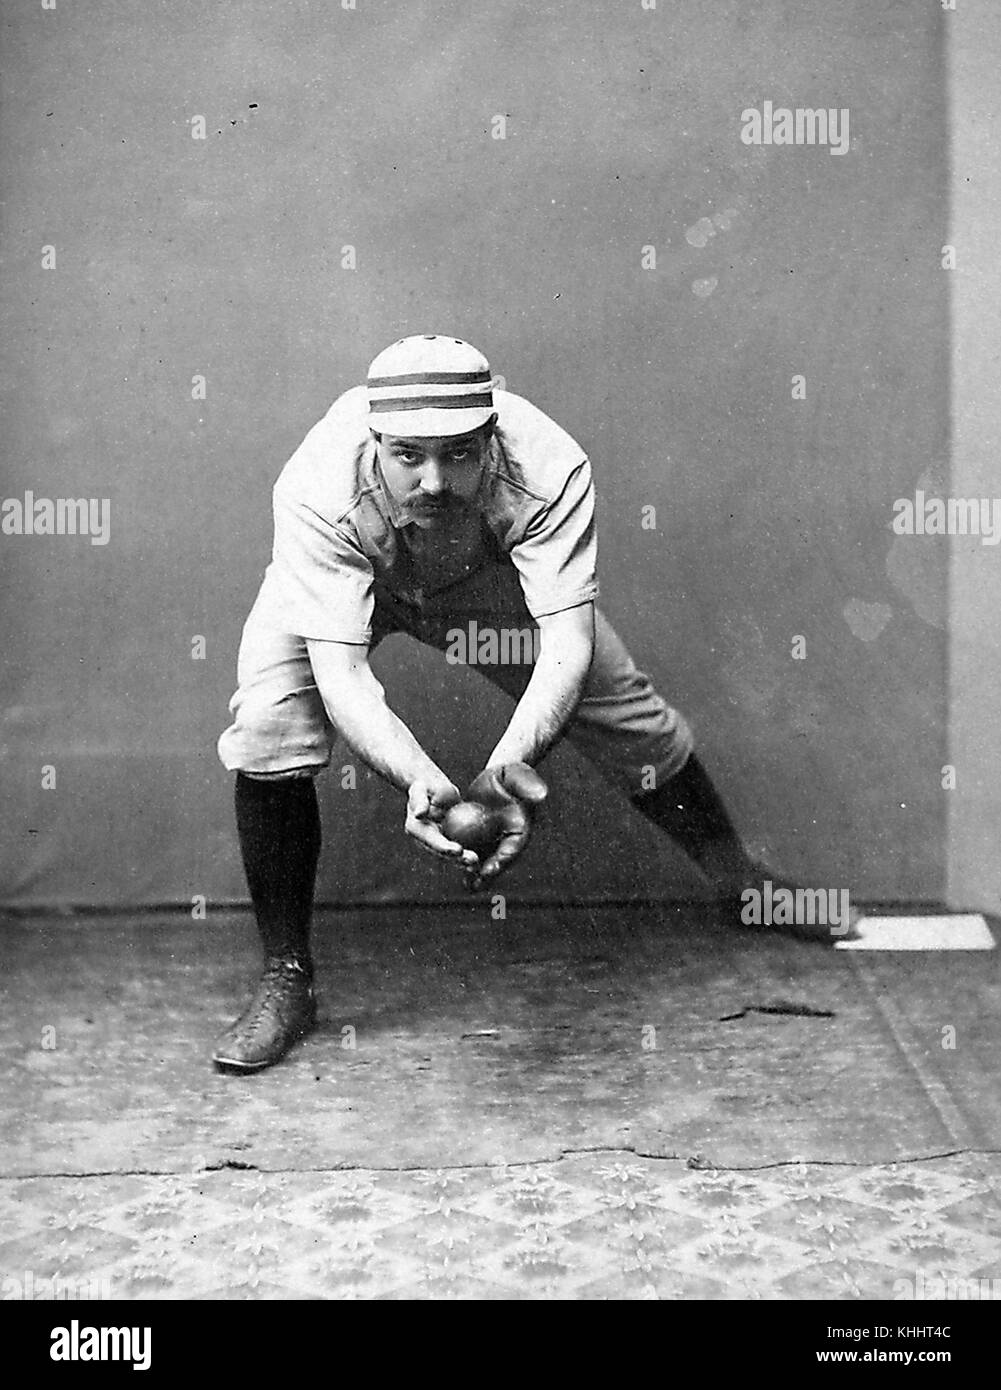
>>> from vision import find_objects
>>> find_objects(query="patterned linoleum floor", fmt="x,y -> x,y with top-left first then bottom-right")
2,1151 -> 1000,1300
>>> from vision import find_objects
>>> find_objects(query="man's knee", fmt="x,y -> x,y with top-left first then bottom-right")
626,717 -> 695,795
217,693 -> 332,778
567,681 -> 695,796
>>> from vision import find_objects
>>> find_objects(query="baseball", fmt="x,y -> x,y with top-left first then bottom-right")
442,801 -> 503,853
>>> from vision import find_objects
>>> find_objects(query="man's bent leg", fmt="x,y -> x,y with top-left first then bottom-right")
209,771 -> 321,1072
214,604 -> 334,1070
564,614 -> 851,942
554,612 -> 752,877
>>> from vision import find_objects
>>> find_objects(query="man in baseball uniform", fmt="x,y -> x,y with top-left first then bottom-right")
215,335 -> 838,1073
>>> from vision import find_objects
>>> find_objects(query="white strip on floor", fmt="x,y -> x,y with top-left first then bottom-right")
835,914 -> 996,950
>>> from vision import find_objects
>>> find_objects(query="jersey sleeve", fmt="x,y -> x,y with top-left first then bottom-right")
269,482 -> 375,643
509,457 -> 599,618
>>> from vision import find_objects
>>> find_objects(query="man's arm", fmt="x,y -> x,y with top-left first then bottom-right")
306,639 -> 477,867
459,602 -> 594,891
485,602 -> 595,770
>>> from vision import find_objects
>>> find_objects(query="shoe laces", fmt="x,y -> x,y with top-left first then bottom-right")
262,955 -> 311,984
238,957 -> 312,1038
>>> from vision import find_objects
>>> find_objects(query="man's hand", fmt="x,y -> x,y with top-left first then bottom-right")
406,777 -> 481,869
464,762 -> 548,891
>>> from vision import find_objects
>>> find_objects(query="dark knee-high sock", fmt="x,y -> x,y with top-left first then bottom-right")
631,753 -> 754,886
234,772 -> 321,967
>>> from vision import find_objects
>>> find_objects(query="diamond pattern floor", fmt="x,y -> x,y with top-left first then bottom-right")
2,1152 -> 999,1300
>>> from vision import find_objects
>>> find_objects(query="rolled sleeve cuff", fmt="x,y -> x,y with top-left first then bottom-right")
524,581 -> 599,620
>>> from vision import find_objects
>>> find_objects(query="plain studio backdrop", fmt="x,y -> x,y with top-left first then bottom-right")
1,0 -> 992,915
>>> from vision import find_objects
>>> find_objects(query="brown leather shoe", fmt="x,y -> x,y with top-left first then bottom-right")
212,956 -> 316,1072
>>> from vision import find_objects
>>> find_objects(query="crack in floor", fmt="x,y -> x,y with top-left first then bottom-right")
2,1146 -> 1000,1183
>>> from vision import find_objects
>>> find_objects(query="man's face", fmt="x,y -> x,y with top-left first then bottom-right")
375,419 -> 494,529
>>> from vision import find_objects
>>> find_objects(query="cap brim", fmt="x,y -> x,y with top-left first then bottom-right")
367,406 -> 495,438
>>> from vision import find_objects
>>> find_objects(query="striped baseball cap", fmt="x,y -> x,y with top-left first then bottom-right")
366,335 -> 496,437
